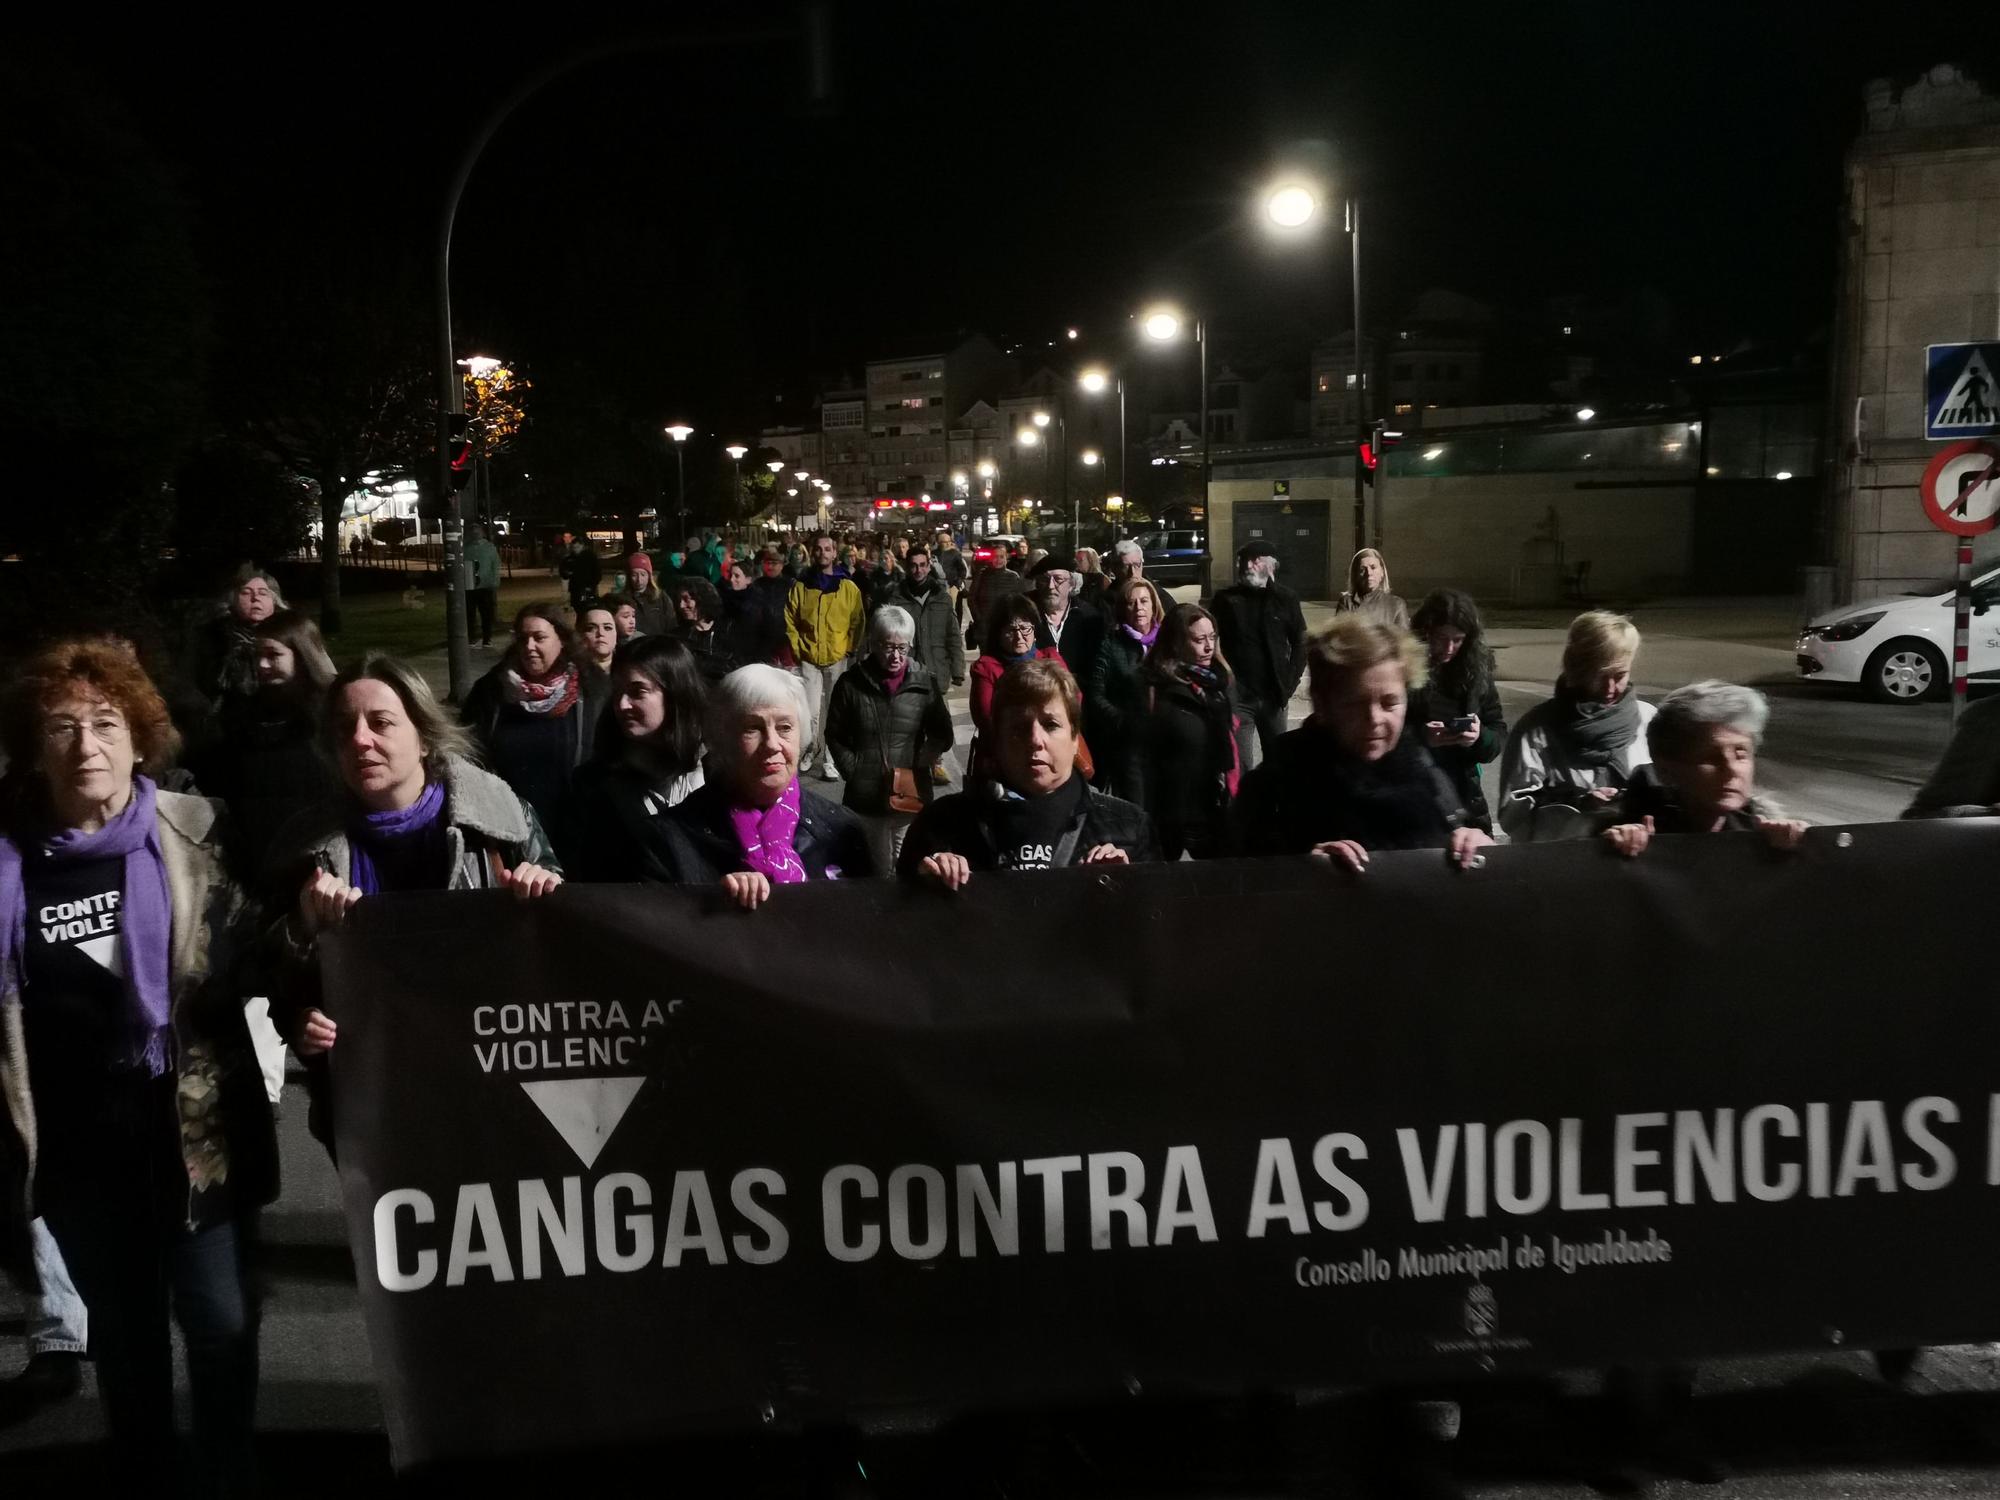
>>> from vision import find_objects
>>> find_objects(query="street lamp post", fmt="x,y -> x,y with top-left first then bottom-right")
1078,367 -> 1127,532
664,424 -> 694,541
725,444 -> 748,521
1141,308 -> 1208,544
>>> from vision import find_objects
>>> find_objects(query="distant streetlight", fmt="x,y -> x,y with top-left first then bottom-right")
1016,428 -> 1040,447
1576,407 -> 1597,422
457,354 -> 503,377
1142,308 -> 1182,342
1264,184 -> 1317,228
794,469 -> 810,482
976,459 -> 996,479
664,424 -> 694,538
1138,305 -> 1208,531
1077,365 -> 1127,510
766,460 -> 785,474
725,444 -> 748,511
1065,327 -> 1080,340
1032,411 -> 1051,429
1081,449 -> 1100,466
951,470 -> 968,486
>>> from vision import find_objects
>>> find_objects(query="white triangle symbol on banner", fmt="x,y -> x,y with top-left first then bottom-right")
518,1077 -> 646,1169
76,933 -> 123,976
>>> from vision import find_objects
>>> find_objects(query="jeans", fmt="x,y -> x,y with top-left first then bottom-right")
27,1216 -> 87,1355
43,1191 -> 260,1492
795,659 -> 848,774
856,810 -> 915,877
469,586 -> 497,645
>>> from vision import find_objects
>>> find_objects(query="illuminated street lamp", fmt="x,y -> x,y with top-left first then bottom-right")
1081,449 -> 1100,466
457,354 -> 503,378
1077,365 -> 1128,506
725,444 -> 748,510
1032,411 -> 1051,429
664,424 -> 694,538
1140,304 -> 1209,526
794,469 -> 810,482
1015,427 -> 1040,448
1264,184 -> 1317,229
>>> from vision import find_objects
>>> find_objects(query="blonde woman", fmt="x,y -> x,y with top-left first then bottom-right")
1335,547 -> 1408,630
1498,610 -> 1656,842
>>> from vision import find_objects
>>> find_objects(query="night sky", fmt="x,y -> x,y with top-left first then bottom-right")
32,4 -> 1979,446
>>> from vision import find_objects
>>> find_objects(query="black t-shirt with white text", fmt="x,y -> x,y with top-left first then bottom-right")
24,855 -> 128,1072
986,776 -> 1088,871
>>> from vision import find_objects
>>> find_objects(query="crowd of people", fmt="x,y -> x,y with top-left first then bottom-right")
1,530 -> 1996,1492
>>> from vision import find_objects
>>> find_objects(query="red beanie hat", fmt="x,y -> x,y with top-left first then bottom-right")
627,552 -> 653,575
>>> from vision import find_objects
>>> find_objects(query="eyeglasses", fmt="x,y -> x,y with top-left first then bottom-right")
44,717 -> 129,749
879,643 -> 911,657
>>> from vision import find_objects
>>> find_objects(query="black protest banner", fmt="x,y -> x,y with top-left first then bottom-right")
325,819 -> 2000,1468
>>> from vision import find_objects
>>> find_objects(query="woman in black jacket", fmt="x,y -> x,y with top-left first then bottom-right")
1236,615 -> 1492,872
569,635 -> 709,881
1085,577 -> 1170,803
187,609 -> 342,886
1141,603 -> 1250,860
651,664 -> 875,904
899,658 -> 1157,887
1405,589 -> 1507,834
673,576 -> 755,684
461,603 -> 610,868
824,605 -> 955,874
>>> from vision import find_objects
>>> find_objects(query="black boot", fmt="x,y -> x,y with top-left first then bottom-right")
0,1351 -> 85,1425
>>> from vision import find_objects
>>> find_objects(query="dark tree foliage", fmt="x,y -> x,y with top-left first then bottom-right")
170,438 -> 312,585
0,61 -> 207,635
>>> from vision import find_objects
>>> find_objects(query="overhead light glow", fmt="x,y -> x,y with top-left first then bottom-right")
1032,411 -> 1051,428
1081,449 -> 1101,466
1265,184 -> 1317,228
1575,407 -> 1596,422
664,424 -> 695,442
1774,470 -> 1793,481
1142,309 -> 1182,342
1423,447 -> 1444,460
725,445 -> 748,460
1079,369 -> 1109,393
1066,327 -> 1080,340
1016,429 -> 1040,447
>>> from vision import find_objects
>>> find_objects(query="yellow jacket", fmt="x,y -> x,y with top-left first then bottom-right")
786,573 -> 866,666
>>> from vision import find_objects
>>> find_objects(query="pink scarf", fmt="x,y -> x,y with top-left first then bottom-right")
727,777 -> 808,885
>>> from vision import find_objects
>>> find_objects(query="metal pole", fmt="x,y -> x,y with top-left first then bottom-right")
675,445 -> 686,541
1349,197 -> 1377,554
1198,318 -> 1211,594
1063,411 -> 1075,552
1953,534 -> 1973,728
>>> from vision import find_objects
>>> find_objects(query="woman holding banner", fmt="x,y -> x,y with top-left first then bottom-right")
569,636 -> 709,882
649,664 -> 874,906
0,637 -> 276,1489
899,658 -> 1156,886
269,655 -> 562,1129
1600,680 -> 1807,855
1235,616 -> 1490,871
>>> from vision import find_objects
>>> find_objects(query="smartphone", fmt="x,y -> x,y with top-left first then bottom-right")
1446,715 -> 1477,734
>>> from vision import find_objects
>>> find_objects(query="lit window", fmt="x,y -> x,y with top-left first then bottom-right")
1345,374 -> 1357,389
1393,403 -> 1414,416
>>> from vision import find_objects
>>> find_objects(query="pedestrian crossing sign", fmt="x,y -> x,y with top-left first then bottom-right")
1926,343 -> 2000,439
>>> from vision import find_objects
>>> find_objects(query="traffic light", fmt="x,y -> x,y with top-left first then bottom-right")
447,413 -> 475,492
1358,422 -> 1403,488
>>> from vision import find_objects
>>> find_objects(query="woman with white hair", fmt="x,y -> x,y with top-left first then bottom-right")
1499,610 -> 1657,842
824,606 -> 955,872
1601,680 -> 1806,855
651,664 -> 875,906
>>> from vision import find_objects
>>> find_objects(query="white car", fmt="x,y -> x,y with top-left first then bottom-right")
1797,565 -> 2000,703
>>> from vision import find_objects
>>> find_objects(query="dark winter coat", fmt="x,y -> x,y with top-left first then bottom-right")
1210,581 -> 1307,712
1905,695 -> 2000,818
186,692 -> 343,887
825,660 -> 955,817
1143,668 -> 1247,860
891,574 -> 967,685
896,780 -> 1159,877
558,546 -> 602,604
2,792 -> 279,1288
648,779 -> 877,885
749,576 -> 793,662
1085,628 -> 1154,802
1404,651 -> 1507,833
969,562 -> 1028,639
624,583 -> 674,637
568,759 -> 705,882
1235,722 -> 1467,856
1033,602 -> 1107,692
678,617 -> 752,684
461,660 -> 610,865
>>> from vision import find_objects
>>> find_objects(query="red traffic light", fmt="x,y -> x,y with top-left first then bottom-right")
447,413 -> 475,491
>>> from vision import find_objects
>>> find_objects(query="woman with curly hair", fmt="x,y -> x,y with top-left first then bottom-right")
0,638 -> 276,1487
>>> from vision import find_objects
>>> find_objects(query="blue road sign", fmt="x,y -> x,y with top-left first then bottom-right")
1926,343 -> 2000,439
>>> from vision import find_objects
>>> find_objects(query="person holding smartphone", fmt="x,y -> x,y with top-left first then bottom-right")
1406,589 -> 1507,834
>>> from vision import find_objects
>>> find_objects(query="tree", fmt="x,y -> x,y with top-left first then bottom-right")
218,245 -> 431,636
0,61 -> 206,632
170,439 -> 313,582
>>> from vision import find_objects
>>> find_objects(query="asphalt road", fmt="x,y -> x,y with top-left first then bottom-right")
3,602 -> 1994,1493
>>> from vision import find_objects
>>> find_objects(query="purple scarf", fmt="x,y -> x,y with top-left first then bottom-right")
1121,621 -> 1160,648
0,776 -> 174,1076
727,778 -> 808,885
348,778 -> 448,896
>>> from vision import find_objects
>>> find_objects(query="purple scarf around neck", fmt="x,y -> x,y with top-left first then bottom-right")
1121,621 -> 1160,648
348,778 -> 447,896
727,777 -> 808,885
0,775 -> 174,1076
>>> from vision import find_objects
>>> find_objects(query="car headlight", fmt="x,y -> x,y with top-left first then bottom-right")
1804,611 -> 1885,642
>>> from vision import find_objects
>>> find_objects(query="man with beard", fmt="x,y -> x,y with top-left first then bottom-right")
1026,555 -> 1105,680
1210,541 -> 1307,762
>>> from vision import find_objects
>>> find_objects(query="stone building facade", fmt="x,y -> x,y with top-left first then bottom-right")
1829,65 -> 2000,602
